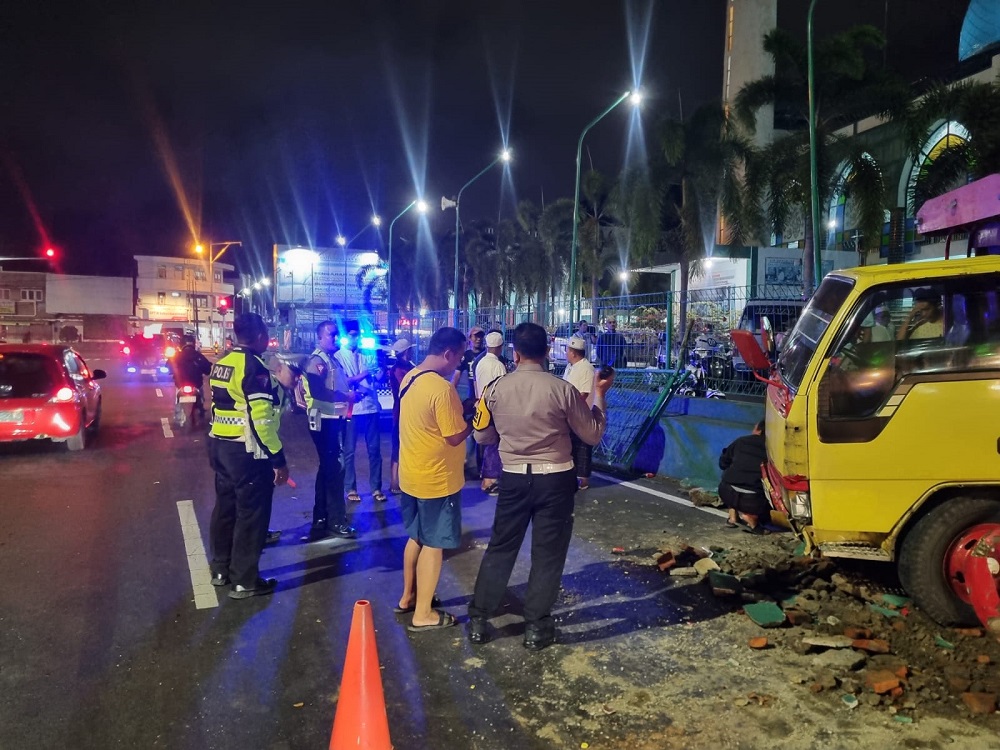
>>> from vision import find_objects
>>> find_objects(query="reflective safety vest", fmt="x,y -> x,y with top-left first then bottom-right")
209,347 -> 286,467
302,348 -> 349,418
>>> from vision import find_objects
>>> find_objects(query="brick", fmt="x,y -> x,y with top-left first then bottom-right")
866,669 -> 901,695
894,665 -> 909,680
956,628 -> 983,637
708,571 -> 742,597
889,686 -> 904,699
852,639 -> 891,654
961,693 -> 998,715
844,627 -> 872,640
786,609 -> 813,627
656,551 -> 676,572
748,637 -> 769,649
949,676 -> 972,693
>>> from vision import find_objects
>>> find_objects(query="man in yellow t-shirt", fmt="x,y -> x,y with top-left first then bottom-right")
397,326 -> 472,631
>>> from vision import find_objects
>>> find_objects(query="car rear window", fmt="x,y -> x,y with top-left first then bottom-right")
0,353 -> 58,398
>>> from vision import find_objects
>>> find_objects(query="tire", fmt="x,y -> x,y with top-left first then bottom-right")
66,424 -> 86,452
897,496 -> 1000,627
87,399 -> 102,435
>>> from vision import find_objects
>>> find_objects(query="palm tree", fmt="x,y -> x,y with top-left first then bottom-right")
619,102 -> 751,339
539,198 -> 575,323
903,78 -> 1000,209
736,25 -> 910,290
577,169 -> 620,304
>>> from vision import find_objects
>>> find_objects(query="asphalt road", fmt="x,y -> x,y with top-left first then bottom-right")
0,363 -> 736,749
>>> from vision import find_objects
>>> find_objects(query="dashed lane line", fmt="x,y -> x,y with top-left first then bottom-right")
176,500 -> 219,609
593,472 -> 728,519
155,388 -> 163,398
161,417 -> 174,439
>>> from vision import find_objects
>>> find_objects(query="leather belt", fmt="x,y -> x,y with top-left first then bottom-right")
503,461 -> 574,475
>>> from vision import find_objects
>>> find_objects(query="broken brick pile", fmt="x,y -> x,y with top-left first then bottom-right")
652,543 -> 1000,721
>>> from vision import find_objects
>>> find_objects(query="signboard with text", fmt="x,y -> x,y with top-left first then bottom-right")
274,245 -> 385,308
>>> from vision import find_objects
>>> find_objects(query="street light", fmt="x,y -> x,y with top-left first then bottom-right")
387,199 -> 429,333
335,235 -> 347,247
192,240 -> 241,347
445,146 -> 513,327
371,214 -> 382,228
568,90 -> 641,325
807,0 -> 822,291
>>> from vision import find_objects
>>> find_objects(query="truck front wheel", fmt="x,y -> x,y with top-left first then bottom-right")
898,496 -> 1000,627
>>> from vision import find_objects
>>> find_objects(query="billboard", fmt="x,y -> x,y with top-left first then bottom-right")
274,245 -> 385,308
46,274 -> 133,315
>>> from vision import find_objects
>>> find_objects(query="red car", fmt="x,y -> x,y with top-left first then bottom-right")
0,344 -> 106,450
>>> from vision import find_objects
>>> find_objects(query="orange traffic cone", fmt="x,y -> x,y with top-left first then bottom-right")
329,600 -> 392,750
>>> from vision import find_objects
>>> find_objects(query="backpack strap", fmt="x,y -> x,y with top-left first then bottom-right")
398,369 -> 438,402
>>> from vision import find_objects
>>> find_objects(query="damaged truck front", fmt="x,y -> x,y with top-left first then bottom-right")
732,174 -> 1000,635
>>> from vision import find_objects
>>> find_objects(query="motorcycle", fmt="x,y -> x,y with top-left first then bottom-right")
676,351 -> 726,399
174,383 -> 205,428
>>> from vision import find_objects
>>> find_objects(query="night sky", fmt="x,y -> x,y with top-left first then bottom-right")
0,1 -> 969,278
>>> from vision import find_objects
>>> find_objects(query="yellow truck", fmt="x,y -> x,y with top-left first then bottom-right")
732,175 -> 1000,633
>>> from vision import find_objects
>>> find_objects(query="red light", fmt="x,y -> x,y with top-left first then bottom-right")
52,386 -> 75,403
219,298 -> 229,308
45,248 -> 55,258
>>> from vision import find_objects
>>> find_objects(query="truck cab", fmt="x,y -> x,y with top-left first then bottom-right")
734,175 -> 1000,633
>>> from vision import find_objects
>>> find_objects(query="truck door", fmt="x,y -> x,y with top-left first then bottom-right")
807,276 -> 1000,541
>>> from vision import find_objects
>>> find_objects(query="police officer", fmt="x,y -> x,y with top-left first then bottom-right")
208,313 -> 290,600
468,322 -> 612,650
302,320 -> 357,541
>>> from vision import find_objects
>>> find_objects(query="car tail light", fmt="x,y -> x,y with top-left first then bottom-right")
182,386 -> 194,394
51,386 -> 76,403
123,345 -> 131,355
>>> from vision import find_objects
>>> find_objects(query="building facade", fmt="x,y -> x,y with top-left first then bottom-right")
0,270 -> 133,342
134,255 -> 235,349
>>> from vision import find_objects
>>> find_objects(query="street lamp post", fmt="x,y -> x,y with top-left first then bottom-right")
387,201 -> 427,334
195,240 -> 241,347
449,148 -> 512,328
568,90 -> 641,325
807,0 -> 822,292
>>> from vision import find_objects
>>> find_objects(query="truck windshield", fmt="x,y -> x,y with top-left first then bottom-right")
776,276 -> 855,391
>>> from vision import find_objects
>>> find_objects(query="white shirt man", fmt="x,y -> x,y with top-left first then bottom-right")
563,336 -> 595,398
474,332 -> 508,399
335,330 -> 379,415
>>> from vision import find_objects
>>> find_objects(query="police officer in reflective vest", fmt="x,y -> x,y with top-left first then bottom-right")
208,313 -> 290,600
302,320 -> 357,541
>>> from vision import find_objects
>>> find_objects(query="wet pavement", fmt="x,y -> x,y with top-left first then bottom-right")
2,369 -> 999,749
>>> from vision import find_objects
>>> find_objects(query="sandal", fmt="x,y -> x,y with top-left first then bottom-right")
393,594 -> 443,614
372,490 -> 387,503
743,525 -> 771,536
407,610 -> 456,632
725,518 -> 747,529
347,491 -> 362,503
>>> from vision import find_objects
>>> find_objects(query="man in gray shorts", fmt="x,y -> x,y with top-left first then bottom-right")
396,327 -> 472,631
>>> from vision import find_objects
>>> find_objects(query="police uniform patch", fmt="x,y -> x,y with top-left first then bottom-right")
211,363 -> 235,382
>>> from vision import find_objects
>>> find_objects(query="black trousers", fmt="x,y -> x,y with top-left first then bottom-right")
208,439 -> 275,588
309,418 -> 346,527
570,433 -> 593,478
469,469 -> 577,629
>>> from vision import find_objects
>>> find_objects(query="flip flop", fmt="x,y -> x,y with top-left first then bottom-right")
393,595 -> 442,614
346,491 -> 362,503
372,490 -> 388,503
407,610 -> 456,632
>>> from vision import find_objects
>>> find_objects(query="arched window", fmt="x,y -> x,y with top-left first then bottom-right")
827,153 -> 880,253
901,120 -> 971,215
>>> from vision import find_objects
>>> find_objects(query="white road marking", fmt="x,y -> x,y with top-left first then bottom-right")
593,472 -> 729,519
176,500 -> 219,609
161,417 -> 174,439
155,388 -> 163,398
